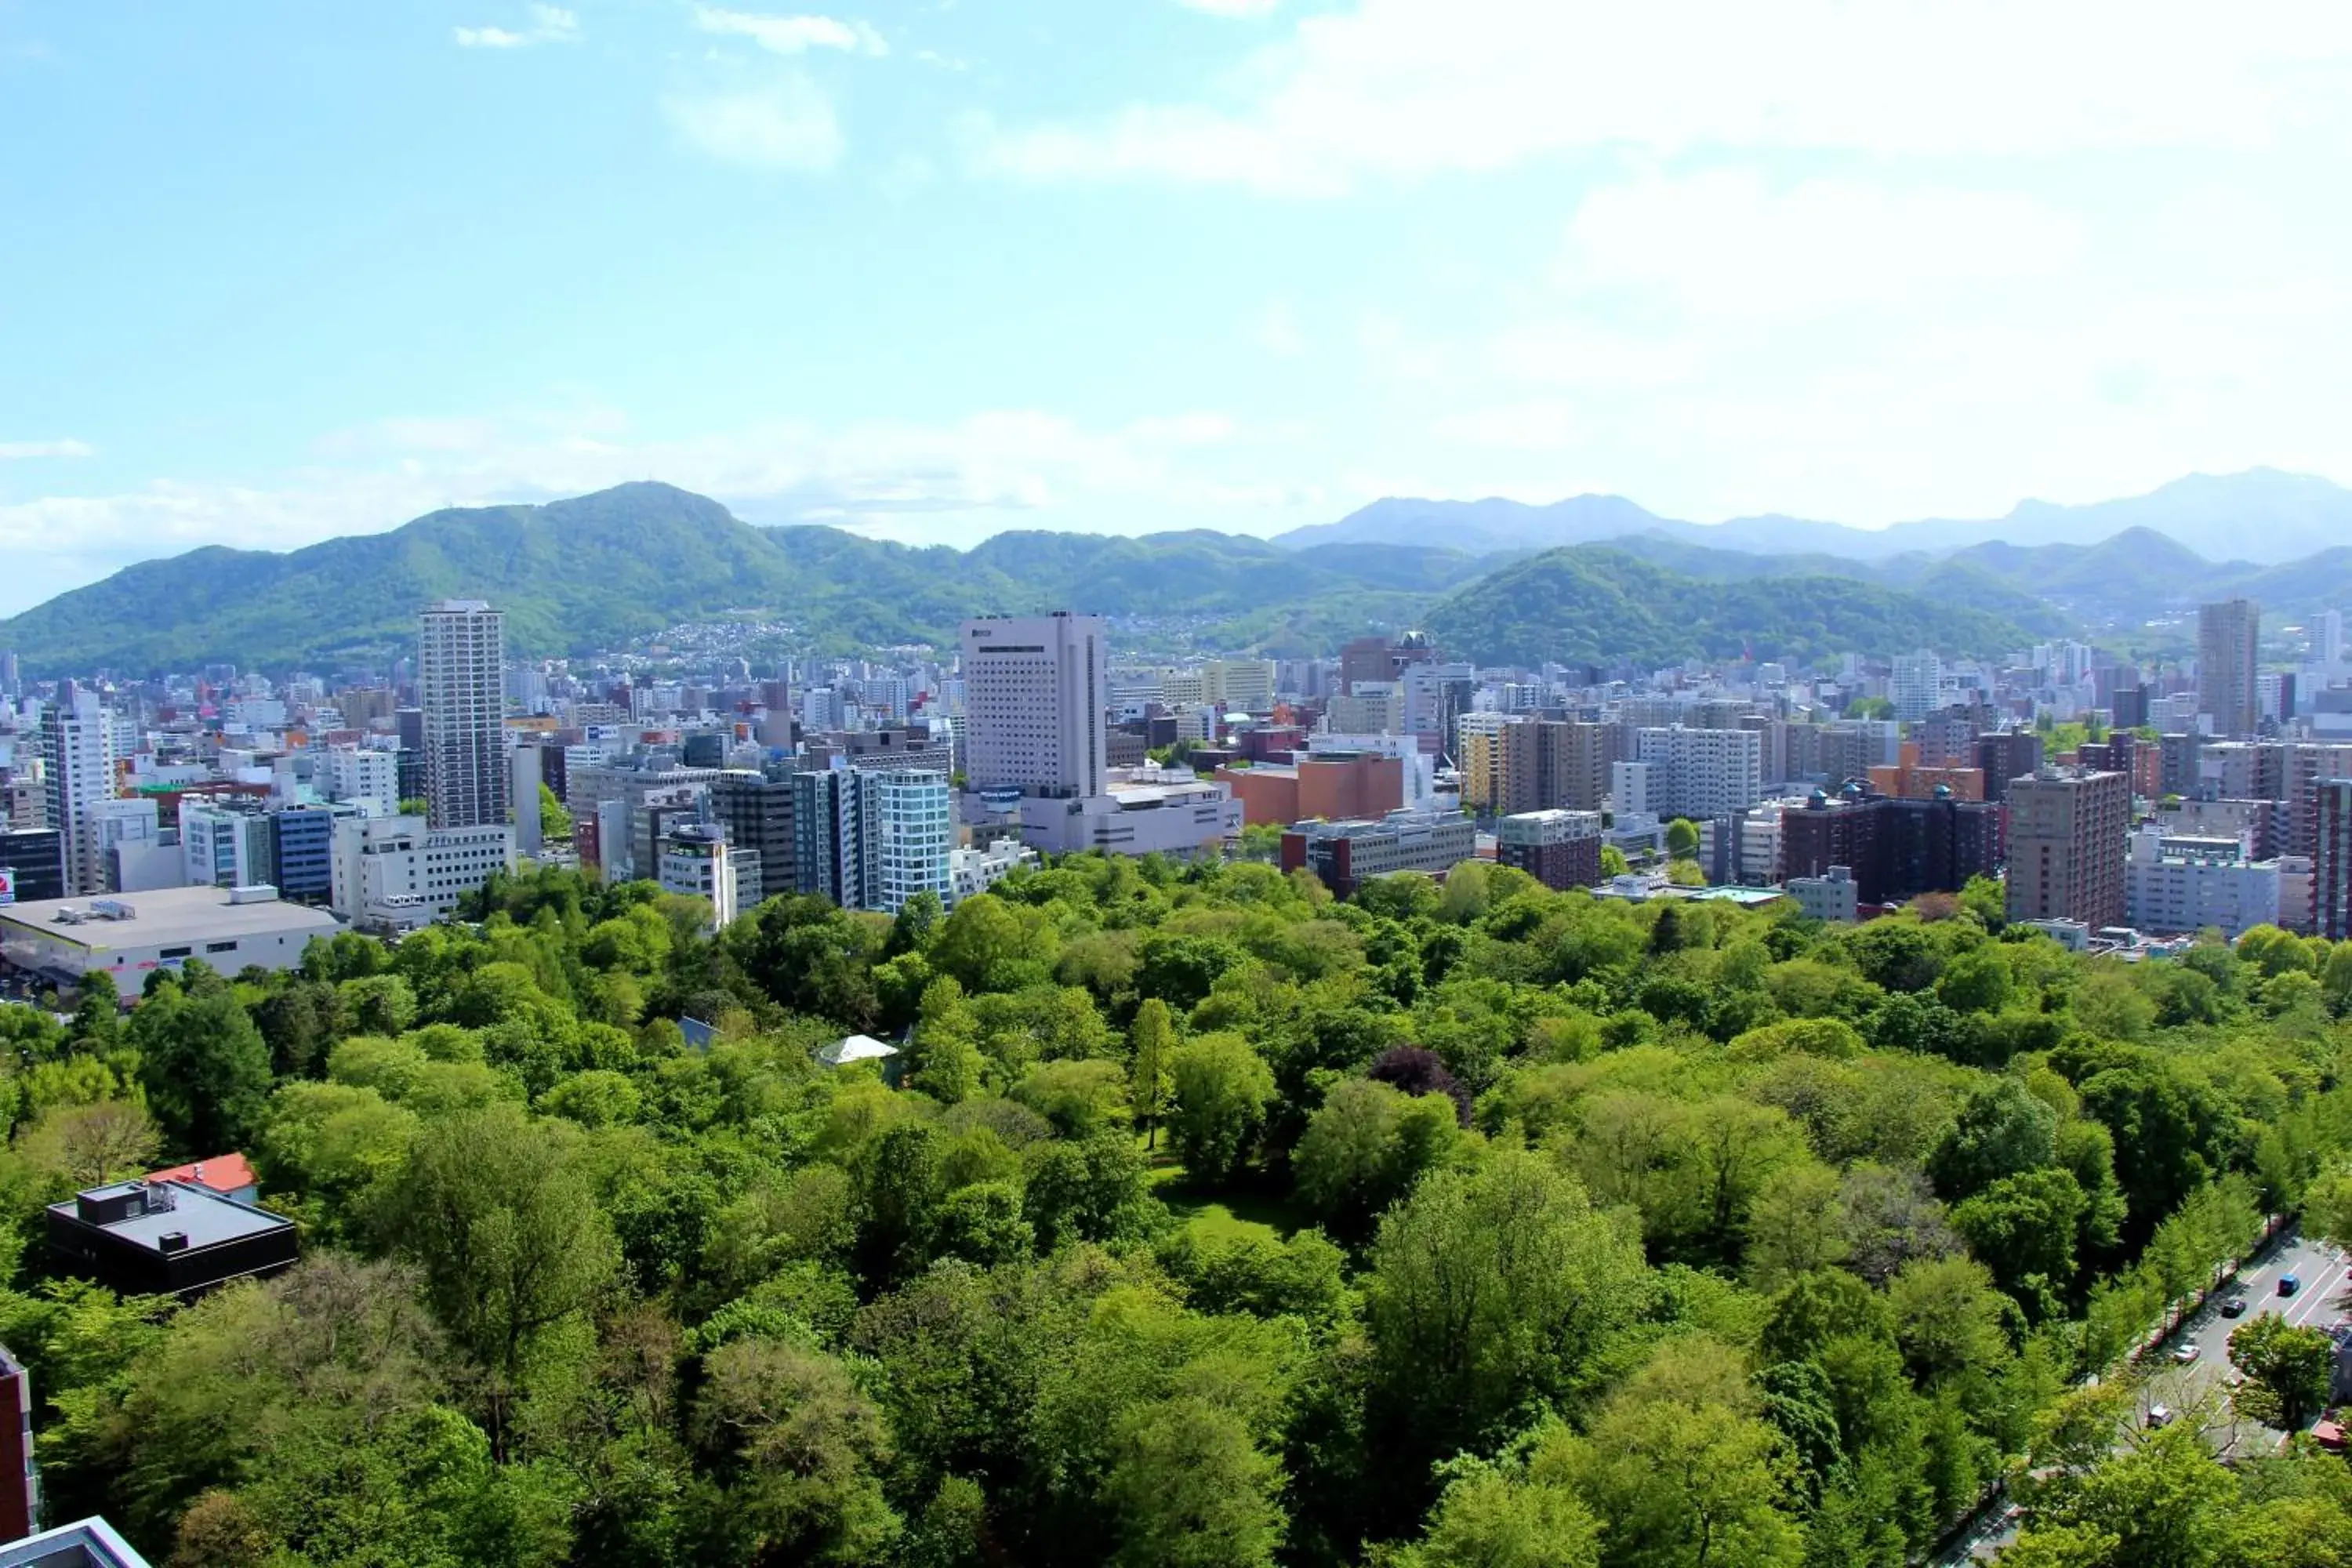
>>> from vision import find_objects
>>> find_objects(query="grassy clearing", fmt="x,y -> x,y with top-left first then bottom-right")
1146,1147 -> 1305,1245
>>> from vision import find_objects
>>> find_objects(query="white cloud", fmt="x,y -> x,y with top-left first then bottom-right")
1254,300 -> 1305,358
0,438 -> 95,460
1392,169 -> 2352,526
692,6 -> 887,56
664,75 -> 844,170
1177,0 -> 1280,16
973,0 -> 2352,194
455,5 -> 578,48
1559,172 -> 2087,319
1123,412 -> 1236,447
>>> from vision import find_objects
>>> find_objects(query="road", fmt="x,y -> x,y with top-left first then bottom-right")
1939,1225 -> 2351,1563
2136,1227 -> 2351,1438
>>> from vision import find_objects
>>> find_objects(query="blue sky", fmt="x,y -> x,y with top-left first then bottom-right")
3,0 -> 2350,613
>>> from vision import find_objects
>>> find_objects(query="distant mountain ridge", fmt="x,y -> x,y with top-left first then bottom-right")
1276,468 -> 2352,564
0,482 -> 2043,674
0,485 -> 1504,672
6,472 -> 2349,673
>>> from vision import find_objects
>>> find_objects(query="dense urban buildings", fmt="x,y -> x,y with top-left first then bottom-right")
2,569 -> 2348,971
1777,784 -> 2004,907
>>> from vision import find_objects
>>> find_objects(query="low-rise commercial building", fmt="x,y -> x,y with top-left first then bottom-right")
0,1515 -> 151,1567
1008,769 -> 1243,861
1216,750 -> 1403,826
1788,865 -> 1860,923
2124,826 -> 2280,937
46,1178 -> 298,1298
0,884 -> 339,1000
1281,809 -> 1475,899
328,816 -> 515,934
948,839 -> 1036,906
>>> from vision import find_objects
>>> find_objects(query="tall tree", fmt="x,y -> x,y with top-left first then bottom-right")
375,1102 -> 618,1443
2228,1314 -> 2336,1429
132,982 -> 274,1155
1165,1033 -> 1276,1185
1128,998 -> 1177,1150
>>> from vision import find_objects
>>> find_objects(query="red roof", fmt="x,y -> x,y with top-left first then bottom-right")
146,1152 -> 257,1195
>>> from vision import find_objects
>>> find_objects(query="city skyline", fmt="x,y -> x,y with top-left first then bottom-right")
9,3 -> 2352,612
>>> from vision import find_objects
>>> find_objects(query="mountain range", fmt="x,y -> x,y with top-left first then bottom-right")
2,469 -> 2344,674
1276,467 -> 2352,564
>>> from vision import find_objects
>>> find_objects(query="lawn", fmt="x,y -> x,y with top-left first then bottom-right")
1147,1145 -> 1304,1245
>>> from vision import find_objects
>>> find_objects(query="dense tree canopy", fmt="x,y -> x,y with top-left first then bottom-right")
0,858 -> 2345,1566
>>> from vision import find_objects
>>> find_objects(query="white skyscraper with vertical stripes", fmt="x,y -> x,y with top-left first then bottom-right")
419,600 -> 508,831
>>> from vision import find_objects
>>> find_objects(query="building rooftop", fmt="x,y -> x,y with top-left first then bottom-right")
0,1517 -> 150,1567
819,1033 -> 901,1066
50,1179 -> 294,1255
145,1152 -> 257,1196
0,884 -> 341,955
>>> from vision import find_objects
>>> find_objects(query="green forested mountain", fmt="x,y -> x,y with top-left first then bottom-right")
19,477 -> 2352,673
0,484 -> 2002,673
1424,546 -> 2042,666
5,858 -> 2352,1565
0,485 -> 1494,672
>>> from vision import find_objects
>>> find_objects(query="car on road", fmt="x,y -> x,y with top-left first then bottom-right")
2172,1344 -> 2202,1364
2223,1296 -> 2249,1317
2282,1273 -> 2303,1296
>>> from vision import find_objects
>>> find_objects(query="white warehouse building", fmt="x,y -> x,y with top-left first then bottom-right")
0,884 -> 340,1000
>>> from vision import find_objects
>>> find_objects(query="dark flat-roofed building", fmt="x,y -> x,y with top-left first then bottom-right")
46,1178 -> 296,1298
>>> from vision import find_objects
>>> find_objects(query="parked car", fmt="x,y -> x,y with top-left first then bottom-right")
2282,1274 -> 2303,1297
2147,1405 -> 2175,1428
2172,1344 -> 2202,1364
2222,1296 -> 2249,1318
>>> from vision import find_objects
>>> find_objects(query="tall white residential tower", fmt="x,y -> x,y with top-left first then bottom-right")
419,600 -> 507,830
